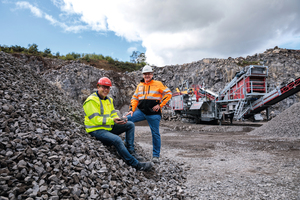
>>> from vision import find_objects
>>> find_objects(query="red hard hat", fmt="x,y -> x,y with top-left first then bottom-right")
97,77 -> 112,86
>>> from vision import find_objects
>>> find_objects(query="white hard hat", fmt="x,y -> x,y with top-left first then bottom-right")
142,65 -> 153,73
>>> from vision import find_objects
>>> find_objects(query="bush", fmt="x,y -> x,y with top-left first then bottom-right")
237,60 -> 260,67
59,56 -> 66,60
0,44 -> 146,72
44,48 -> 51,55
98,54 -> 105,60
11,45 -> 25,52
1,45 -> 10,53
71,52 -> 81,59
28,44 -> 38,54
84,54 -> 90,62
89,53 -> 105,60
105,56 -> 114,64
43,48 -> 51,57
22,49 -> 28,54
66,53 -> 75,60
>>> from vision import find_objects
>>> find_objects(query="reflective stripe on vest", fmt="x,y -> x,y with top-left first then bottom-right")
83,93 -> 116,132
85,125 -> 111,129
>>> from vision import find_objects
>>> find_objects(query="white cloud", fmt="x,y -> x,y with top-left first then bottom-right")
52,0 -> 300,66
127,47 -> 137,54
16,1 -> 43,17
16,0 -> 300,66
15,1 -> 89,33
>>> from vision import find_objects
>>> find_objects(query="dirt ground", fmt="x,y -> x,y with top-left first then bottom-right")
134,120 -> 300,199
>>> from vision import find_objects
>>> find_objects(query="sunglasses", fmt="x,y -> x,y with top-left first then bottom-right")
143,73 -> 153,76
99,85 -> 111,90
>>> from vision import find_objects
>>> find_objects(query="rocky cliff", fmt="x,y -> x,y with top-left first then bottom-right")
153,47 -> 300,118
6,46 -> 300,117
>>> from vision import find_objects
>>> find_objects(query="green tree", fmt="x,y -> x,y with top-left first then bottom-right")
130,51 -> 146,63
43,48 -> 51,57
44,48 -> 51,54
84,54 -> 90,62
137,52 -> 146,63
130,51 -> 139,63
71,52 -> 81,59
1,45 -> 10,53
11,45 -> 25,52
28,44 -> 38,54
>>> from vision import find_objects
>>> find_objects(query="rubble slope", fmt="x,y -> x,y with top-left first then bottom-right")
0,51 -> 189,199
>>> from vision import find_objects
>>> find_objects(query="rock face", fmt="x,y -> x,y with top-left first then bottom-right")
14,47 -> 300,118
152,47 -> 300,117
12,53 -> 139,114
0,51 -> 189,199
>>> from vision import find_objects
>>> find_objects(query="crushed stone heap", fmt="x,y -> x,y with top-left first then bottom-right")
0,51 -> 190,199
248,102 -> 300,138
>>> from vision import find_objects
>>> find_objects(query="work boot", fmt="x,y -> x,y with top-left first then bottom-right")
129,151 -> 145,162
136,162 -> 153,171
152,157 -> 160,164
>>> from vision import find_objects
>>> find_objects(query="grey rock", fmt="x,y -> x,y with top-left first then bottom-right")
48,175 -> 59,183
39,185 -> 47,192
49,196 -> 59,200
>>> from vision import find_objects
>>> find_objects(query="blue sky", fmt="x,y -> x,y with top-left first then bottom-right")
1,0 -> 300,66
0,0 -> 145,62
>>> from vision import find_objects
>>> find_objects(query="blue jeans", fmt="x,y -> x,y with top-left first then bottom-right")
127,109 -> 161,157
89,121 -> 139,167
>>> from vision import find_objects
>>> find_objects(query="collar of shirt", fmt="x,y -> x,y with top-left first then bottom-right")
96,91 -> 108,100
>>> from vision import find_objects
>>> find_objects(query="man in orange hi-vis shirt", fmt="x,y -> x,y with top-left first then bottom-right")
126,65 -> 172,164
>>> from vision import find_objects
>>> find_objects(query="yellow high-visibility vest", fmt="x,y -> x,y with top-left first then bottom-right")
83,92 -> 119,132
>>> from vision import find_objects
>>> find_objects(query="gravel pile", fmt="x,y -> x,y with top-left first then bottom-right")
0,51 -> 190,199
248,102 -> 300,138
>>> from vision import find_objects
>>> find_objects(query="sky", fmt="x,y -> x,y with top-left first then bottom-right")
1,0 -> 300,67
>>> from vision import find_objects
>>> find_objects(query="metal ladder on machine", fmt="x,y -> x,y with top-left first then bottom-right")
234,99 -> 247,120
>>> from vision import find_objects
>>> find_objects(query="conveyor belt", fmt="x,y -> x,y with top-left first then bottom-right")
243,77 -> 300,118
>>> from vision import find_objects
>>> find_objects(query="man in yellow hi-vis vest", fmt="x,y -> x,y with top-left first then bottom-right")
83,77 -> 153,171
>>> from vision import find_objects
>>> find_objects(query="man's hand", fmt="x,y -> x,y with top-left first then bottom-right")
120,116 -> 128,123
114,117 -> 126,124
126,111 -> 133,117
152,104 -> 160,112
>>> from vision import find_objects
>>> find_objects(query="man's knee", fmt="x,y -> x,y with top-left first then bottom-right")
126,121 -> 135,129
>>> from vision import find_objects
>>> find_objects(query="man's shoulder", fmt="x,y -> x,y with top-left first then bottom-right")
88,92 -> 98,98
85,92 -> 98,102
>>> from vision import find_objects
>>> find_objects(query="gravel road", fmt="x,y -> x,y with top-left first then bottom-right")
134,119 -> 300,200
